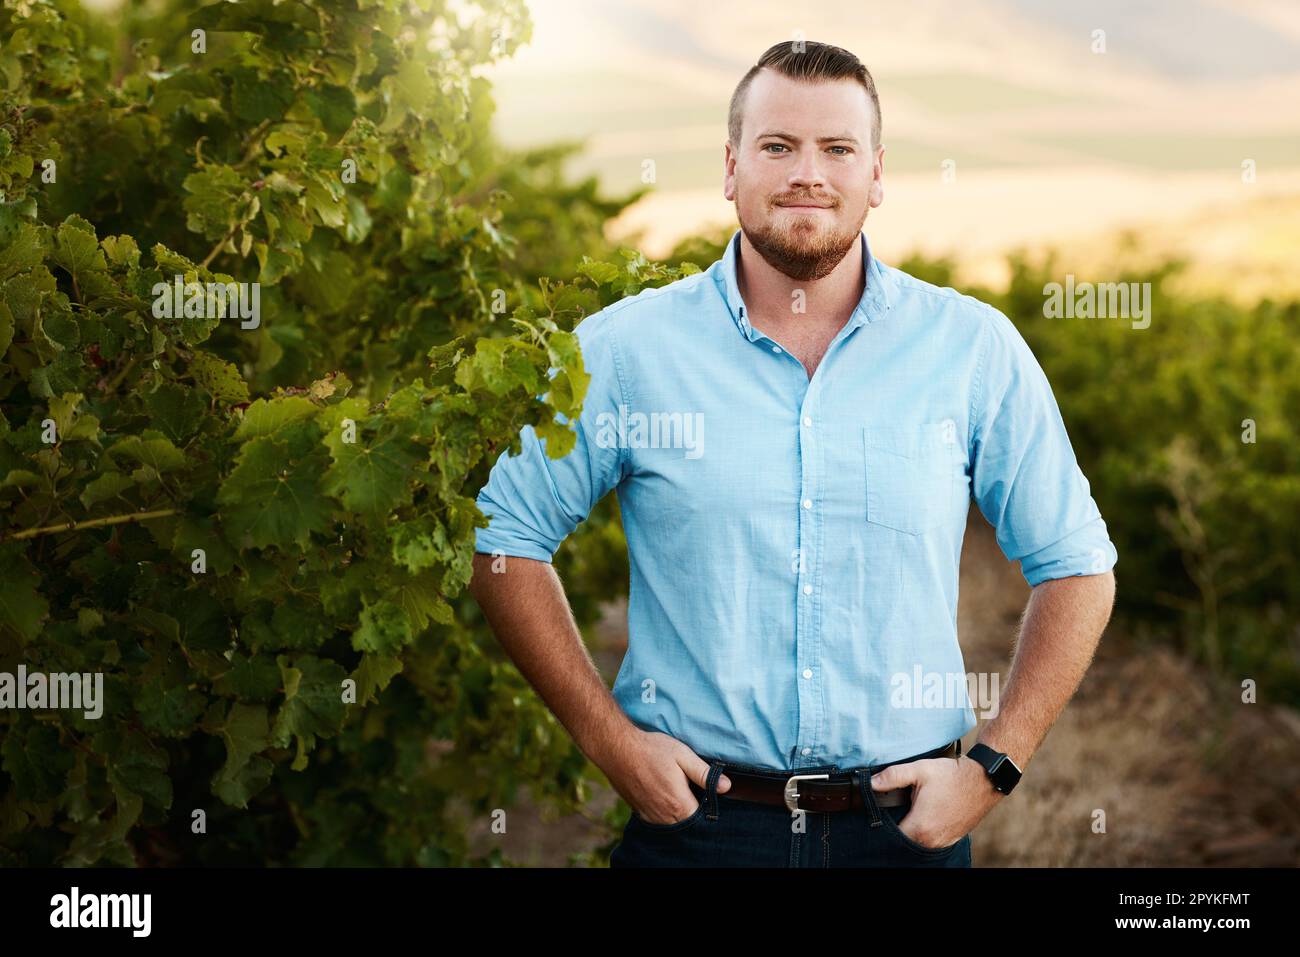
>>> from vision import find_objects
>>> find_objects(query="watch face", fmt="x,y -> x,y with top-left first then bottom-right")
989,756 -> 1021,793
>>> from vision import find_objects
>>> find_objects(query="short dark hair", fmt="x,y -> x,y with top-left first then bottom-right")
728,41 -> 881,151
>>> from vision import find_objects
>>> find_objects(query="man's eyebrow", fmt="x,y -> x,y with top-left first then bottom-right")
756,130 -> 860,146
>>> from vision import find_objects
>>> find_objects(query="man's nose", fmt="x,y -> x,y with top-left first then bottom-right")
788,152 -> 828,188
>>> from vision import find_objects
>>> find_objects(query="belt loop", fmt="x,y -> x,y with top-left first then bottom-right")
705,761 -> 724,821
854,767 -> 884,827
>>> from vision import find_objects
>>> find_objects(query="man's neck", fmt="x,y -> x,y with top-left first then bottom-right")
736,232 -> 866,334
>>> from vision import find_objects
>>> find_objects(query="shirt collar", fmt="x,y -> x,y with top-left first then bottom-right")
714,226 -> 893,341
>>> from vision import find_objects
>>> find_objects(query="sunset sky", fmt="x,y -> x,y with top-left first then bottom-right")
483,0 -> 1300,297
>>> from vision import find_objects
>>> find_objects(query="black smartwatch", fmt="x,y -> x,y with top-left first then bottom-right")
966,742 -> 1022,795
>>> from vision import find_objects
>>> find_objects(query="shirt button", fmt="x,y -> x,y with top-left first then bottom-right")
802,416 -> 812,427
802,747 -> 812,756
801,498 -> 812,509
802,584 -> 812,595
802,668 -> 812,679
772,345 -> 782,353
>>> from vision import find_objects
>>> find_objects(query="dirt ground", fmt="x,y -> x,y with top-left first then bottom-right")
468,511 -> 1300,866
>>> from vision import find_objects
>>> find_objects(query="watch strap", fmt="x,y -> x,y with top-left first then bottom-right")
967,742 -> 1021,794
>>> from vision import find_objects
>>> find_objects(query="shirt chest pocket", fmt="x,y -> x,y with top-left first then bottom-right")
862,423 -> 956,535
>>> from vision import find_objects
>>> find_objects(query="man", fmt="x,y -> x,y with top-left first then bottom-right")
469,40 -> 1117,867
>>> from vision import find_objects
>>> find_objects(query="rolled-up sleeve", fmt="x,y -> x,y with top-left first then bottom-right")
473,310 -> 628,562
969,307 -> 1118,587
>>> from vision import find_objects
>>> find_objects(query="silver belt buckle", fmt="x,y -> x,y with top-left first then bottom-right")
783,772 -> 829,813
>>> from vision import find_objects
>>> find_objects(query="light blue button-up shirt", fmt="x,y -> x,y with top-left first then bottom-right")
473,228 -> 1117,771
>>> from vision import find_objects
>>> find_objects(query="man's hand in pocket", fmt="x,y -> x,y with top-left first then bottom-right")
600,729 -> 732,825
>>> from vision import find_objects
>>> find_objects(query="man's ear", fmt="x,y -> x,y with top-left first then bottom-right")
723,141 -> 737,202
868,144 -> 885,208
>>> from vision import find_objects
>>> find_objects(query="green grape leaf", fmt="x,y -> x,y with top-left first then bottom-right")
211,702 -> 273,809
304,84 -> 356,138
393,572 -> 453,632
143,381 -> 208,443
352,597 -> 411,655
49,215 -> 107,280
105,731 -> 172,810
534,417 -> 578,459
136,680 -> 207,738
350,654 -> 403,707
321,429 -> 423,520
101,234 -> 141,269
241,598 -> 331,653
182,165 -> 247,240
213,653 -> 282,702
231,68 -> 295,124
79,471 -> 136,507
0,302 -> 12,362
217,437 -> 333,550
106,431 -> 186,473
0,544 -> 50,644
0,223 -> 47,280
387,514 -> 444,573
232,396 -> 317,441
1,724 -> 74,802
454,337 -> 543,397
189,350 -> 250,405
271,654 -> 348,771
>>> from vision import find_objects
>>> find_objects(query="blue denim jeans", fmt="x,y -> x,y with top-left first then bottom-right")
609,741 -> 973,867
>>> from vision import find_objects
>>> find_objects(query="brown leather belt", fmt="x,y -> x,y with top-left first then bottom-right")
709,740 -> 960,813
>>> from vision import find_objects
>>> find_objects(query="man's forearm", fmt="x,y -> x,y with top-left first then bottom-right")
468,552 -> 636,765
975,571 -> 1116,770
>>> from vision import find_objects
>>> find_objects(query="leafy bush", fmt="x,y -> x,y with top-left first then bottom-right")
0,0 -> 693,865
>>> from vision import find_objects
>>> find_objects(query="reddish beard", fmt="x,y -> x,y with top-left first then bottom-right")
739,199 -> 862,282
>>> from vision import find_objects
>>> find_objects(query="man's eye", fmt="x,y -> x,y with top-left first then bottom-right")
762,144 -> 851,155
